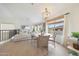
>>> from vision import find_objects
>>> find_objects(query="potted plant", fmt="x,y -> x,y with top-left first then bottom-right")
72,32 -> 79,50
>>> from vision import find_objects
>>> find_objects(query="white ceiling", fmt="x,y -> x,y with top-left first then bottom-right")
0,3 -> 78,25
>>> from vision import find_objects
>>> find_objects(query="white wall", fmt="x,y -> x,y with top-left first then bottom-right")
64,5 -> 79,35
69,6 -> 79,32
49,4 -> 79,36
0,24 -> 15,30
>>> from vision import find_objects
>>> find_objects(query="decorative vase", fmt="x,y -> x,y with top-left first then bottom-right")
77,38 -> 79,47
77,38 -> 79,44
73,38 -> 79,50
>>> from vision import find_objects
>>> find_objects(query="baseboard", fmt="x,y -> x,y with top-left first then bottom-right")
0,39 -> 11,44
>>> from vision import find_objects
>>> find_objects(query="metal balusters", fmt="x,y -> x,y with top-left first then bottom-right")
0,29 -> 19,42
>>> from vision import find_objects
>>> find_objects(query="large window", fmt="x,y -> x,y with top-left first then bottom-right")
48,18 -> 64,44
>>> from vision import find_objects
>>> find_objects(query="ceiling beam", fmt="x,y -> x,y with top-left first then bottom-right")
47,15 -> 64,22
48,21 -> 64,24
47,15 -> 64,24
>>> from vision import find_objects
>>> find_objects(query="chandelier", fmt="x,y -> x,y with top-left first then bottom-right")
42,8 -> 50,22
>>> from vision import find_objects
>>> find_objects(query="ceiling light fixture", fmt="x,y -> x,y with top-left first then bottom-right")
42,8 -> 50,22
